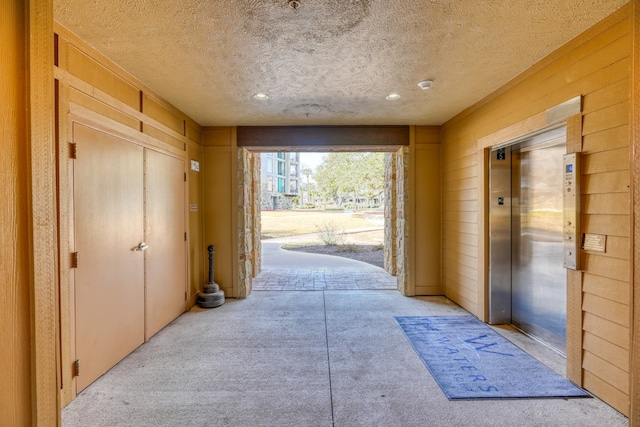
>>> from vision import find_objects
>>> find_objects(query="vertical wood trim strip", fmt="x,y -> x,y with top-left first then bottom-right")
231,128 -> 240,298
27,0 -> 59,424
566,114 -> 584,387
408,126 -> 417,296
629,0 -> 640,423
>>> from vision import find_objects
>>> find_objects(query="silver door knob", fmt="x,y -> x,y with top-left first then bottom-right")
133,242 -> 149,251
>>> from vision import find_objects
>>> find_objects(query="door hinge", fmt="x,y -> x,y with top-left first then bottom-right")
184,172 -> 187,182
69,142 -> 77,159
71,252 -> 78,268
72,359 -> 80,377
184,232 -> 187,241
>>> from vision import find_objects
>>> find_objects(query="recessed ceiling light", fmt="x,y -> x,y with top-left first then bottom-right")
253,93 -> 269,100
417,80 -> 433,90
385,93 -> 401,101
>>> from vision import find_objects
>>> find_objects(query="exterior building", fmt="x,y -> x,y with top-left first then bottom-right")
260,152 -> 300,210
2,2 -> 640,425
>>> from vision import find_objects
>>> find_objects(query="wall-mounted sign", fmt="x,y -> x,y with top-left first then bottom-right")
582,233 -> 606,253
190,160 -> 200,172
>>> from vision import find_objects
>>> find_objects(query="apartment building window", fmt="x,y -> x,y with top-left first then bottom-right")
277,178 -> 284,192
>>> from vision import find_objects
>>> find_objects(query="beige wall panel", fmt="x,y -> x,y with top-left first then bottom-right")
203,127 -> 233,146
0,1 -> 32,424
583,292 -> 629,327
442,210 -> 477,224
444,164 -> 478,182
443,249 -> 476,270
415,126 -> 440,144
583,352 -> 629,393
583,170 -> 630,194
583,254 -> 629,283
583,125 -> 629,153
143,124 -> 185,151
142,94 -> 185,136
66,43 -> 140,109
583,312 -> 629,352
443,229 -> 478,246
583,371 -> 629,414
187,141 -> 204,306
187,122 -> 203,144
414,145 -> 442,294
583,147 -> 630,174
584,331 -> 629,369
68,86 -> 140,130
583,274 -> 630,305
202,147 -> 233,295
583,101 -> 630,135
584,312 -> 629,350
444,177 -> 477,192
443,188 -> 477,202
583,213 -> 630,236
583,193 -> 630,215
582,78 -> 630,115
444,220 -> 477,235
443,239 -> 478,258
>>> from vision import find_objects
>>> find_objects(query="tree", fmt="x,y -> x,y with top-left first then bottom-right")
313,153 -> 384,208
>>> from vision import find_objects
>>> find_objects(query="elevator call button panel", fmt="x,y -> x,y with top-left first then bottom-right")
563,153 -> 580,270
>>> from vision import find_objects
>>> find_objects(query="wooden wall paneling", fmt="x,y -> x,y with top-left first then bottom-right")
583,125 -> 630,153
201,127 -> 236,295
187,120 -> 203,144
66,43 -> 140,109
142,93 -> 185,136
143,123 -> 186,151
630,0 -> 640,423
413,126 -> 442,296
1,2 -> 32,424
68,87 -> 140,130
28,0 -> 59,424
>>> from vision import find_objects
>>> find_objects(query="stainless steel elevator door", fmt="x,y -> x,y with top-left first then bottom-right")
511,142 -> 566,354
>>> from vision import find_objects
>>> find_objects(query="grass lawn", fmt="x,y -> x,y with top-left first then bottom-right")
261,210 -> 379,238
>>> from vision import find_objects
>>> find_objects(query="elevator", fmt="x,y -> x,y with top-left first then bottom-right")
489,126 -> 573,355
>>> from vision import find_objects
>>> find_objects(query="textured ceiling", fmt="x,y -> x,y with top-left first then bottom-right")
54,0 -> 627,126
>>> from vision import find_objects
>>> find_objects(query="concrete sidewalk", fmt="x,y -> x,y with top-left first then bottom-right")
254,229 -> 396,291
62,291 -> 627,427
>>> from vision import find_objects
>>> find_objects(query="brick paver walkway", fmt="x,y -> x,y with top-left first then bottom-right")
252,268 -> 397,291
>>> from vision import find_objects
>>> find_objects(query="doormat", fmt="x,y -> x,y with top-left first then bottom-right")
394,315 -> 590,400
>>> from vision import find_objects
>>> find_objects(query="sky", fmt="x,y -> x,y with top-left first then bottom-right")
299,152 -> 328,171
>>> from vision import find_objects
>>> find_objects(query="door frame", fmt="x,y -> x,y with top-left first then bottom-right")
477,97 -> 583,385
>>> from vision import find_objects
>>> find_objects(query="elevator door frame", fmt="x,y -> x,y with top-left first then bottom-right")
488,125 -> 568,354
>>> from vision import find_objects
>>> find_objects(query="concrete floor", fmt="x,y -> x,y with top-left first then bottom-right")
62,291 -> 628,427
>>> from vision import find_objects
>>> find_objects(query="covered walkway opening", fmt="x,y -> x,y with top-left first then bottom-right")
234,126 -> 416,296
254,149 -> 396,292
